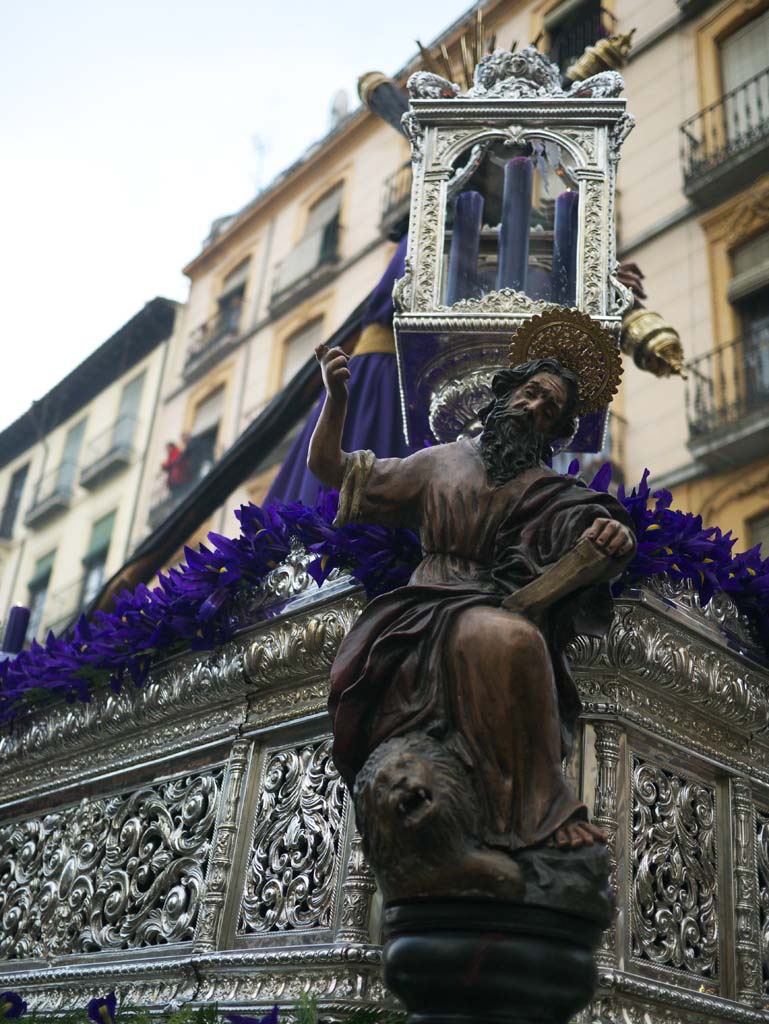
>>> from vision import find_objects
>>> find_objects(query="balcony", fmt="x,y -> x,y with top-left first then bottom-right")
270,215 -> 340,315
80,417 -> 136,489
685,334 -> 769,468
147,432 -> 218,530
680,65 -> 769,207
380,162 -> 412,239
184,306 -> 242,379
25,463 -> 76,528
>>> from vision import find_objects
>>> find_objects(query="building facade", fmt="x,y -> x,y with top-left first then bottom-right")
0,299 -> 178,640
132,0 -> 769,567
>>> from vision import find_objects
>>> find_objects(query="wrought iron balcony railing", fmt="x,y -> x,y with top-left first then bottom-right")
25,462 -> 77,528
147,438 -> 218,530
80,416 -> 137,489
185,306 -> 242,375
380,162 -> 412,237
270,215 -> 340,306
680,65 -> 769,205
685,333 -> 769,466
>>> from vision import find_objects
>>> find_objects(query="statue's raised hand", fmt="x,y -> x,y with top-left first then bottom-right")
315,343 -> 351,405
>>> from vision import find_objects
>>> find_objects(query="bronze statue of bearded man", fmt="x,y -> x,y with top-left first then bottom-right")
308,343 -> 635,902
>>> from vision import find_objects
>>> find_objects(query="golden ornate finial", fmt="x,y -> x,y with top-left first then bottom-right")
565,29 -> 636,83
621,308 -> 687,379
358,72 -> 391,106
509,308 -> 623,414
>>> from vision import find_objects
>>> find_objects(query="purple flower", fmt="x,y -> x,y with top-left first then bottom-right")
224,1008 -> 279,1024
0,993 -> 27,1019
87,993 -> 116,1024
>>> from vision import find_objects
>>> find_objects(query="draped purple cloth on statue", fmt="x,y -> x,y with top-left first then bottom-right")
266,236 -> 414,505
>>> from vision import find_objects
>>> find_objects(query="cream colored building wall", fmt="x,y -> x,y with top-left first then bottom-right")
619,34 -> 694,244
622,218 -> 713,483
0,337 -> 172,637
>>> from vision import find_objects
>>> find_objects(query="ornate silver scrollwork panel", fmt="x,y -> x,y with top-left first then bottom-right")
237,737 -> 348,936
0,767 -> 224,959
630,757 -> 718,981
755,809 -> 769,994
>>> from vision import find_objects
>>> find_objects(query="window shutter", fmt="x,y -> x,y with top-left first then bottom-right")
29,550 -> 56,590
113,372 -> 145,449
83,511 -> 116,564
304,187 -> 343,237
56,419 -> 87,491
191,387 -> 225,437
282,319 -> 324,385
221,258 -> 251,297
720,8 -> 769,93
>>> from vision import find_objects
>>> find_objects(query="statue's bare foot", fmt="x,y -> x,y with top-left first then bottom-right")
552,819 -> 607,850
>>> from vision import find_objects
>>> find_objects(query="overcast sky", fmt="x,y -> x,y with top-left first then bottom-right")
0,0 -> 477,433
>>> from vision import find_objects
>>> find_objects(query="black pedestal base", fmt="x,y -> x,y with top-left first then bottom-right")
382,900 -> 604,1024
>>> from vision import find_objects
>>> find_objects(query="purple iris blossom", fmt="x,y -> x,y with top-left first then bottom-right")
224,1006 -> 279,1024
86,993 -> 117,1024
0,993 -> 27,1019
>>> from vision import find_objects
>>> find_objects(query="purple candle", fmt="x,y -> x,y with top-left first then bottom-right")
496,157 -> 533,293
552,188 -> 579,306
2,605 -> 30,654
445,190 -> 484,306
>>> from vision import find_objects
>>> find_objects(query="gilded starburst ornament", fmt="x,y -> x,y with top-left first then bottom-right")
509,308 -> 622,414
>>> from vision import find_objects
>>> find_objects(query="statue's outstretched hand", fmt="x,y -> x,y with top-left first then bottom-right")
315,343 -> 350,405
582,517 -> 635,560
616,261 -> 647,301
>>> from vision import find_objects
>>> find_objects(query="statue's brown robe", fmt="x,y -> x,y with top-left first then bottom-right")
328,438 -> 634,851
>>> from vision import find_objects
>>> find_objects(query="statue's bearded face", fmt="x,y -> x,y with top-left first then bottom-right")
504,372 -> 569,436
478,371 -> 569,486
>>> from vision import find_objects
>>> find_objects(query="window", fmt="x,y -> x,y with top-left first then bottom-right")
720,7 -> 769,142
720,8 -> 769,93
112,371 -> 145,451
546,0 -> 611,72
730,231 -> 769,409
0,463 -> 29,539
749,509 -> 769,554
80,511 -> 116,609
282,319 -> 324,386
56,419 -> 87,495
273,187 -> 342,297
305,186 -> 343,240
27,550 -> 56,642
186,387 -> 224,479
216,258 -> 250,337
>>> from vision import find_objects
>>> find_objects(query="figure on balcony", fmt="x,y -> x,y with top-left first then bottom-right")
162,439 -> 192,493
309,340 -> 635,904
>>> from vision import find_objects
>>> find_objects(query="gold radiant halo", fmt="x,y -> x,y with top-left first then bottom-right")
509,308 -> 622,414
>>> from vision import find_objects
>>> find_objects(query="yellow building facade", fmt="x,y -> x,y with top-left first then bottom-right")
135,0 -> 769,562
0,299 -> 178,640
